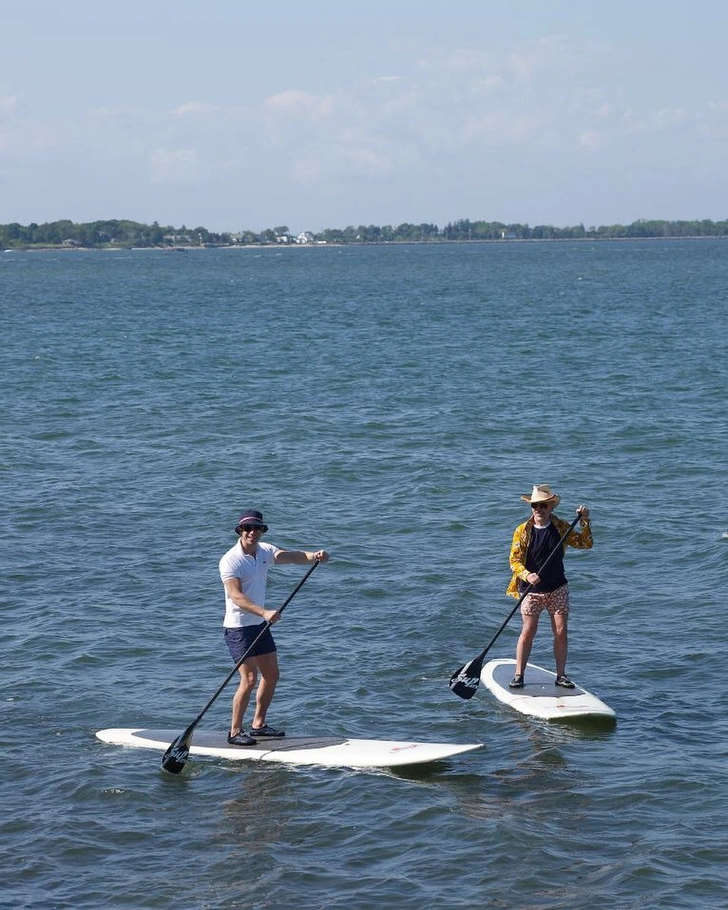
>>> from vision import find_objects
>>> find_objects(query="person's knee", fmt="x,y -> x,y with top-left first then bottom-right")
238,668 -> 257,690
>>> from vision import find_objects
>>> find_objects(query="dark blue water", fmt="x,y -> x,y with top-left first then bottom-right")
2,241 -> 727,909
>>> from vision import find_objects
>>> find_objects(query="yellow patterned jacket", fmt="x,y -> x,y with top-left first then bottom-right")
506,514 -> 593,597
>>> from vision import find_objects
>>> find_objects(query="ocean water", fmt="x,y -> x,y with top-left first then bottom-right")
2,240 -> 727,910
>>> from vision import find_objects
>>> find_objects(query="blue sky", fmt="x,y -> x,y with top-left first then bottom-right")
1,1 -> 727,232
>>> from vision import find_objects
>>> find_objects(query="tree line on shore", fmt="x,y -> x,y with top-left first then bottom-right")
2,217 -> 728,249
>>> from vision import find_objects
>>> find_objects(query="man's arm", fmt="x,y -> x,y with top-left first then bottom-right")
274,549 -> 329,565
222,577 -> 280,623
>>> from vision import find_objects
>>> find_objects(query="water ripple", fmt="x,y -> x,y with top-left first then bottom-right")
3,242 -> 728,909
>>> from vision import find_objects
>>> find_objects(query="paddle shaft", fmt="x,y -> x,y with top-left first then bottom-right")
470,512 -> 582,665
173,559 -> 319,744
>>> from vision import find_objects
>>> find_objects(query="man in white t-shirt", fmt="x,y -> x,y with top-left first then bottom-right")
219,509 -> 329,746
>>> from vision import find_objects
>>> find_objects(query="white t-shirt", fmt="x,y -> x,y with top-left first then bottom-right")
219,540 -> 282,628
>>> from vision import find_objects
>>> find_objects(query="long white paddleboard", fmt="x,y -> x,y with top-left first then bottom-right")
480,659 -> 616,722
96,728 -> 483,769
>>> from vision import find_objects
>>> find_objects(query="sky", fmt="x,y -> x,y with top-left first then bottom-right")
1,0 -> 727,233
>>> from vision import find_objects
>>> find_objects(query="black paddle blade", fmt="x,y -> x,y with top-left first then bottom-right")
161,733 -> 190,774
449,657 -> 483,700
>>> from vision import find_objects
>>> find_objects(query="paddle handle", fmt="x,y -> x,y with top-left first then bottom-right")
474,513 -> 582,663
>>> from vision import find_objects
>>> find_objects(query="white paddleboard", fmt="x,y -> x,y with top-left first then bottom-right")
480,659 -> 616,722
96,728 -> 483,769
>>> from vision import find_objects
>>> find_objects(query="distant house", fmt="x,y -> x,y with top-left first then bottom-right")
163,233 -> 193,246
62,238 -> 82,247
296,232 -> 314,244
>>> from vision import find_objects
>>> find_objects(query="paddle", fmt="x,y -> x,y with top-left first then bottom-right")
161,558 -> 320,774
449,513 -> 581,700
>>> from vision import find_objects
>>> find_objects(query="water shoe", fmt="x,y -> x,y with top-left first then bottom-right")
249,724 -> 285,738
227,731 -> 257,746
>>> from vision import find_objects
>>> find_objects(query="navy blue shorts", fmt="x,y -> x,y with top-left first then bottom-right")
224,624 -> 277,662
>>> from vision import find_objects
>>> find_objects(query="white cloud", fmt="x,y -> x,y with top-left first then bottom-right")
149,147 -> 200,183
621,107 -> 690,133
4,37 -> 716,178
3,26 -> 727,228
0,94 -> 18,116
579,130 -> 603,149
264,90 -> 335,121
172,101 -> 222,118
88,106 -> 147,119
291,135 -> 420,184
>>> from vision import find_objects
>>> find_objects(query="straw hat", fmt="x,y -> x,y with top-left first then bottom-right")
520,484 -> 561,507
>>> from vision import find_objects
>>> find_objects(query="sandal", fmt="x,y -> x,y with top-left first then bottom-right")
555,675 -> 576,689
249,724 -> 285,738
227,731 -> 257,746
509,674 -> 525,689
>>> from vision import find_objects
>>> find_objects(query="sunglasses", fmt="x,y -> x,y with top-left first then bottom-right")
240,524 -> 264,533
531,502 -> 551,510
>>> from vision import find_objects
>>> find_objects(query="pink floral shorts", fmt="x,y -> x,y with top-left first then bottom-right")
521,584 -> 570,617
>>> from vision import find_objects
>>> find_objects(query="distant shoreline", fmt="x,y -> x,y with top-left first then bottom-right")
4,234 -> 727,253
5,216 -> 728,250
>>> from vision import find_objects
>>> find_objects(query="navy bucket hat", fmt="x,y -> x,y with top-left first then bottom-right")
235,509 -> 269,534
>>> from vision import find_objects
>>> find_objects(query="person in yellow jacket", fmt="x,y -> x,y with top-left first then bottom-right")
507,485 -> 592,689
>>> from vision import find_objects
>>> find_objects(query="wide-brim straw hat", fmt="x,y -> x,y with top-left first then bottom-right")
521,484 -> 561,507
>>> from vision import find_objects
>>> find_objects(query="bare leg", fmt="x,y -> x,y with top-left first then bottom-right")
550,612 -> 569,677
515,614 -> 540,676
230,661 -> 257,734
251,651 -> 280,730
